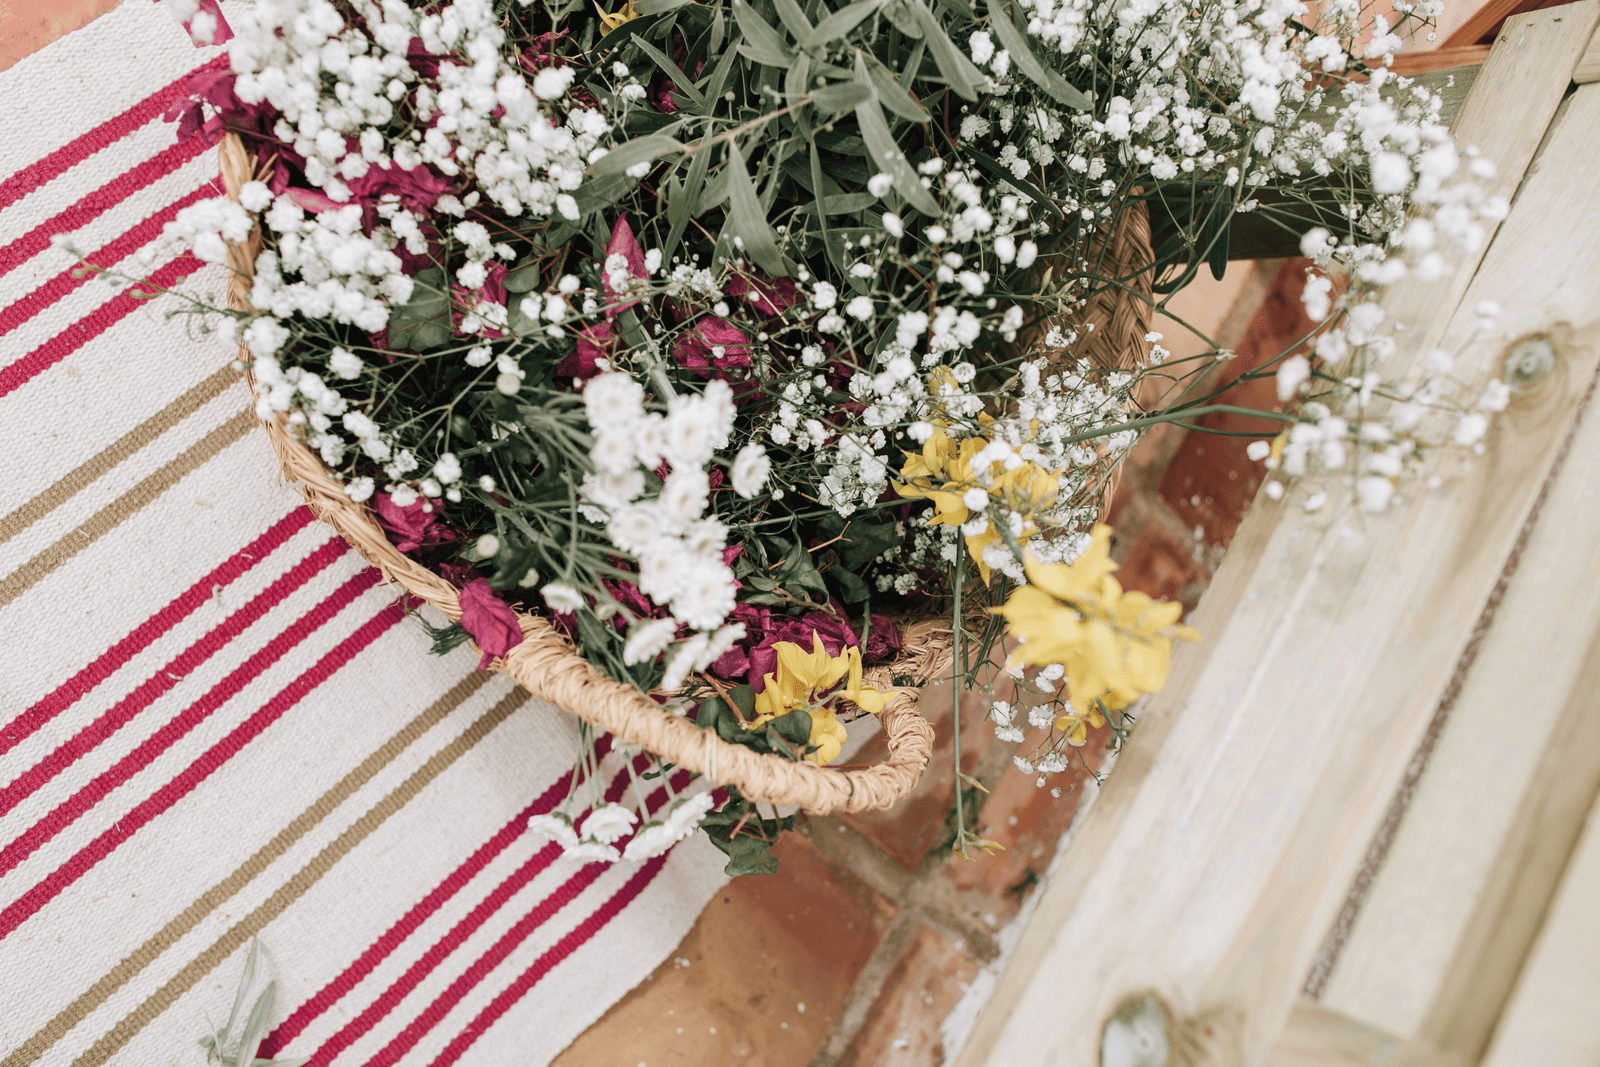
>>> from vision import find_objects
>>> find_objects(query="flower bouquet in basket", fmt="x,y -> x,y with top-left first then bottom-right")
72,0 -> 1509,874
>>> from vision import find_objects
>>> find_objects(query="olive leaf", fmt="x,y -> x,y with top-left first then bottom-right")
732,0 -> 796,64
802,0 -> 883,46
852,54 -> 941,215
986,0 -> 1092,110
725,141 -> 788,275
587,132 -> 687,178
862,51 -> 929,121
907,0 -> 982,101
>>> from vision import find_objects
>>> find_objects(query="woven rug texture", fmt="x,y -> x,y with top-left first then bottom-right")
0,4 -> 728,1065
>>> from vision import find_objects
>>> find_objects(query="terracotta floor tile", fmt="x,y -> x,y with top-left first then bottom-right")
839,680 -> 1002,872
833,923 -> 982,1067
553,835 -> 896,1067
0,0 -> 123,71
1159,260 -> 1314,548
936,720 -> 1113,920
1117,523 -> 1208,606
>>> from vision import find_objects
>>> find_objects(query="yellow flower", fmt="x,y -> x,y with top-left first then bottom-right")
999,525 -> 1199,713
892,408 -> 1061,582
750,635 -> 890,765
594,0 -> 640,32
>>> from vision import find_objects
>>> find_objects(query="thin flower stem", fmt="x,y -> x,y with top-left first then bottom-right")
951,536 -> 967,860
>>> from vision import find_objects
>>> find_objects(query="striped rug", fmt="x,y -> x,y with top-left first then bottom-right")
0,4 -> 727,1064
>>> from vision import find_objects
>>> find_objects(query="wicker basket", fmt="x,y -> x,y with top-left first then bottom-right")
215,134 -> 1154,815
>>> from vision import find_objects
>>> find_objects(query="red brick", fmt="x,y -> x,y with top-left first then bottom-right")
1158,259 -> 1315,548
835,924 -> 982,1067
552,834 -> 895,1066
1117,524 -> 1207,606
936,719 -> 1113,920
838,678 -> 1002,871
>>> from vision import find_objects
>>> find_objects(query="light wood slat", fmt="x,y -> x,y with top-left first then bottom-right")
1477,786 -> 1600,1067
1319,82 -> 1600,1048
1574,19 -> 1600,78
951,12 -> 1600,1066
1268,1001 -> 1464,1067
1379,2 -> 1600,357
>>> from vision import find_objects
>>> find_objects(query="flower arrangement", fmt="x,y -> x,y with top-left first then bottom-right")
65,0 -> 1508,873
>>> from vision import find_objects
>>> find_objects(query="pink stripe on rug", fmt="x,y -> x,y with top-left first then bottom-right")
0,587 -> 403,940
297,755 -> 653,1067
0,252 -> 202,399
257,735 -> 621,1059
0,57 -> 222,212
0,536 -> 344,820
430,854 -> 672,1067
0,567 -> 380,888
369,772 -> 692,1067
0,184 -> 210,337
0,135 -> 212,278
1,508 -> 312,757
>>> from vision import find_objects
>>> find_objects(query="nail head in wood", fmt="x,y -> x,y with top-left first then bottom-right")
1101,994 -> 1171,1067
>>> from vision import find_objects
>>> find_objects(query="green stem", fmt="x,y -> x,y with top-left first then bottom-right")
1057,403 -> 1302,447
951,537 -> 967,860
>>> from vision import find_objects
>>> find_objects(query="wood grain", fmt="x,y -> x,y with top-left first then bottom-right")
1477,784 -> 1600,1067
951,9 -> 1600,1066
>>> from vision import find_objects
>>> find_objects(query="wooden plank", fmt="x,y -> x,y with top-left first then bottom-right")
1317,225 -> 1600,1059
1380,1 -> 1600,354
1574,19 -> 1600,79
1268,1001 -> 1463,1067
950,17 -> 1600,1067
1477,786 -> 1600,1067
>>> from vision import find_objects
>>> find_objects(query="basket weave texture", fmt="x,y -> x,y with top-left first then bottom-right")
215,134 -> 1154,815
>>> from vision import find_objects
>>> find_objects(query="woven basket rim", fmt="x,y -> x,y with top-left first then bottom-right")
216,133 -> 941,815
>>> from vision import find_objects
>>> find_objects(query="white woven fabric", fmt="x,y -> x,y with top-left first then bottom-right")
0,4 -> 726,1065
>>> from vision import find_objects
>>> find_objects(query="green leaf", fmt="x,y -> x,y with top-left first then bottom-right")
218,939 -> 259,1053
841,517 -> 903,569
628,34 -> 707,111
588,133 -> 686,177
809,81 -> 871,113
232,983 -> 274,1067
862,52 -> 929,121
720,832 -> 781,875
571,171 -> 639,215
503,261 -> 542,292
852,56 -> 941,215
725,141 -> 788,275
795,191 -> 878,214
833,565 -> 871,603
881,0 -> 924,37
664,125 -> 716,262
634,0 -> 694,12
387,266 -> 451,351
772,0 -> 815,40
767,707 -> 813,750
709,2 -> 726,53
731,0 -> 795,63
802,0 -> 881,46
417,616 -> 473,655
726,683 -> 758,720
963,145 -> 1065,220
986,0 -> 1091,110
908,0 -> 981,100
785,51 -> 813,107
